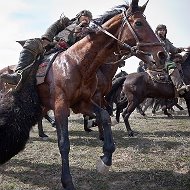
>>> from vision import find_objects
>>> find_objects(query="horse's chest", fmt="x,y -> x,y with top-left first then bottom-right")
71,79 -> 97,103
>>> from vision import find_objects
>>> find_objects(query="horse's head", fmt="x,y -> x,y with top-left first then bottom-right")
116,0 -> 167,67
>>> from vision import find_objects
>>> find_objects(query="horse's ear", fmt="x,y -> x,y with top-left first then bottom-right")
140,0 -> 149,13
131,0 -> 139,11
127,0 -> 139,15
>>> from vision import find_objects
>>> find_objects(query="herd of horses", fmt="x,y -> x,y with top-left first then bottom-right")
0,1 -> 188,189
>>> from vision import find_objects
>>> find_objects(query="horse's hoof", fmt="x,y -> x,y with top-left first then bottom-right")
99,136 -> 104,141
143,115 -> 148,119
84,127 -> 93,133
39,134 -> 49,140
128,132 -> 134,137
40,137 -> 49,141
96,158 -> 110,174
63,183 -> 76,190
51,122 -> 56,128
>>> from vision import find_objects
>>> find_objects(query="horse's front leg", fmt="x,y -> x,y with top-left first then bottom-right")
83,114 -> 93,132
92,102 -> 115,173
122,96 -> 142,137
54,98 -> 75,190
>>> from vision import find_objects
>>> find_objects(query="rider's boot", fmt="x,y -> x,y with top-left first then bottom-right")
0,38 -> 44,85
169,68 -> 188,95
0,50 -> 35,85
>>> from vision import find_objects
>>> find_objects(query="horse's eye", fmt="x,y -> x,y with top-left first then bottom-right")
135,21 -> 142,27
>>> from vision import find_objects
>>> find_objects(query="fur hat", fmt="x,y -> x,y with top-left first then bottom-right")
76,10 -> 92,20
155,24 -> 167,35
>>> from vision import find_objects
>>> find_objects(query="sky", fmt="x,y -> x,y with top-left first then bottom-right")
0,0 -> 189,73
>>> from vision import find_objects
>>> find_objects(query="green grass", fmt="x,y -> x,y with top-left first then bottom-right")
0,110 -> 190,190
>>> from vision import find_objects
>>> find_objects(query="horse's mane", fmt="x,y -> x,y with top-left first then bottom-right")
93,3 -> 130,25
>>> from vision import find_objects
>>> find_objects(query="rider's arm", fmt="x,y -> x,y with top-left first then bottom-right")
41,16 -> 70,42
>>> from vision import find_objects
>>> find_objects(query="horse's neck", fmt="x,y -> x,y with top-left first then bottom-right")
70,15 -> 122,79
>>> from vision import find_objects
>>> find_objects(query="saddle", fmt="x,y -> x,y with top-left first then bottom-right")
36,50 -> 62,85
146,69 -> 172,84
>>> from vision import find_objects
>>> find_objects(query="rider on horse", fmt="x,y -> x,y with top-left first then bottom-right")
137,61 -> 146,73
0,10 -> 92,85
155,24 -> 187,95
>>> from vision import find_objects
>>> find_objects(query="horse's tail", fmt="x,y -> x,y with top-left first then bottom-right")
0,60 -> 42,165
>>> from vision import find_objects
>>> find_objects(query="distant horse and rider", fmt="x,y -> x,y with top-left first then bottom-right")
107,50 -> 190,137
0,1 -> 167,189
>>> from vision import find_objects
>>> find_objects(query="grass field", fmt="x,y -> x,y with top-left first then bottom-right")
0,109 -> 190,190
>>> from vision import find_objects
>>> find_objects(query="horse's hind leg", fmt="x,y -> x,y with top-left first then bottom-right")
175,102 -> 184,110
83,115 -> 93,132
44,113 -> 56,128
136,105 -> 146,116
152,99 -> 160,115
162,100 -> 172,117
184,97 -> 190,116
37,117 -> 49,139
162,106 -> 172,117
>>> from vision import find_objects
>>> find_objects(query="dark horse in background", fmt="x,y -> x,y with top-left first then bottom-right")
0,1 -> 167,189
83,60 -> 126,138
150,97 -> 184,116
105,70 -> 128,116
112,52 -> 190,137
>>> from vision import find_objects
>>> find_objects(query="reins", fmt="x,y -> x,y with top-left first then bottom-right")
122,10 -> 164,51
92,21 -> 132,50
92,8 -> 165,64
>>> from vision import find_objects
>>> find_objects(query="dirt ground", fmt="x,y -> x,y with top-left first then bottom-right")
0,108 -> 190,190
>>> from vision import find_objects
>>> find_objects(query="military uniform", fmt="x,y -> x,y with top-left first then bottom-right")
0,10 -> 92,85
155,24 -> 187,95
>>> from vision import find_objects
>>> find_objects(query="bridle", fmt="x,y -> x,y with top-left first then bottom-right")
92,8 -> 165,62
122,10 -> 164,53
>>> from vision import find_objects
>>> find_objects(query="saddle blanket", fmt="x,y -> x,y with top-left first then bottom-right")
36,51 -> 60,85
146,69 -> 171,84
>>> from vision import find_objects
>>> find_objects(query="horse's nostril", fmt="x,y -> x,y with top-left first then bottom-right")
158,51 -> 166,61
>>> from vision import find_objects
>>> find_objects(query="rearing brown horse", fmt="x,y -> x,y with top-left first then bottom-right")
0,1 -> 166,189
